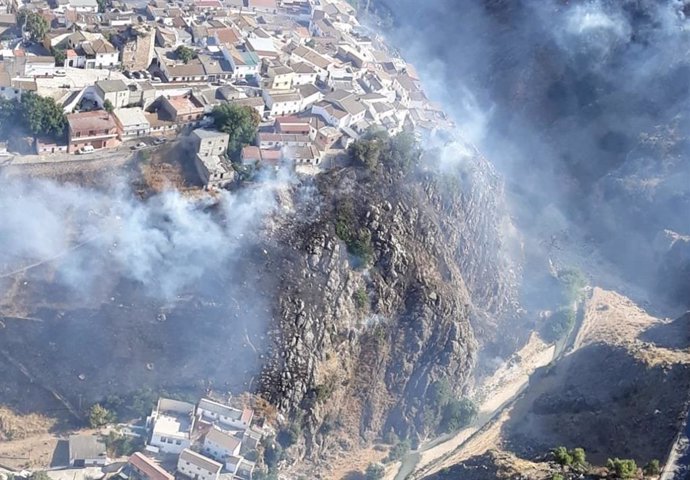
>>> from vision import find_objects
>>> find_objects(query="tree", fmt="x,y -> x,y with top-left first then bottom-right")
17,10 -> 49,42
365,462 -> 386,480
103,99 -> 114,113
553,446 -> 573,467
89,403 -> 115,428
0,98 -> 18,140
551,475 -> 564,480
348,136 -> 381,170
644,459 -> 660,476
96,0 -> 108,12
386,439 -> 410,462
52,48 -> 66,67
211,104 -> 260,159
175,45 -> 197,64
439,398 -> 478,433
20,92 -> 67,139
606,458 -> 637,479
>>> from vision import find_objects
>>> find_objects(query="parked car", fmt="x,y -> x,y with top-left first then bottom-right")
135,142 -> 147,149
153,138 -> 166,145
77,145 -> 94,154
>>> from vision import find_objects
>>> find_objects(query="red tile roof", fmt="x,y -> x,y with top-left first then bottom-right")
128,453 -> 174,480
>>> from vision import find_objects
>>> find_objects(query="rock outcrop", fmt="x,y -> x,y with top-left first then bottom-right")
259,155 -> 519,458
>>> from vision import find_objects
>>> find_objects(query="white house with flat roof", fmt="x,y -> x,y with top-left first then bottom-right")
113,107 -> 151,139
147,398 -> 195,454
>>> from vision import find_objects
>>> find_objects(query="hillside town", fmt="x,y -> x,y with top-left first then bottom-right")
0,0 -> 453,184
0,0 -> 456,478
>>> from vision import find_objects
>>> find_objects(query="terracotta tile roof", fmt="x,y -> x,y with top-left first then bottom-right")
128,453 -> 174,480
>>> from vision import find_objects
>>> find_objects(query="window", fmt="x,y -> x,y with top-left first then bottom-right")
176,440 -> 182,445
161,436 -> 168,442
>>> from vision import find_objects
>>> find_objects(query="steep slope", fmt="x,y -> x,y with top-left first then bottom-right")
260,154 -> 520,461
419,288 -> 690,479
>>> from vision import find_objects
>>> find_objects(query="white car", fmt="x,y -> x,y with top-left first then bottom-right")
135,142 -> 147,149
77,145 -> 94,154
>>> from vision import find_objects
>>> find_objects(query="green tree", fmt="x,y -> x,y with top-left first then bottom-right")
211,104 -> 260,159
20,92 -> 66,139
365,462 -> 386,480
276,421 -> 301,448
0,98 -> 18,139
386,439 -> 410,462
52,48 -> 66,67
606,458 -> 637,479
261,437 -> 283,470
89,403 -> 115,428
551,475 -> 564,480
17,10 -> 49,42
644,459 -> 660,476
175,45 -> 197,64
540,307 -> 575,343
348,136 -> 381,170
439,398 -> 477,433
553,446 -> 573,467
103,99 -> 114,113
96,0 -> 108,12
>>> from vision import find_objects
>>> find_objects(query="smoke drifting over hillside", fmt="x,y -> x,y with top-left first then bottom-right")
0,173 -> 289,300
380,0 -> 690,301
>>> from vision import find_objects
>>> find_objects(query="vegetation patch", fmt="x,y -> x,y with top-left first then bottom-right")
423,379 -> 478,435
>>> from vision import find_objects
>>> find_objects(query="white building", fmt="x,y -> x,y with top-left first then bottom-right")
197,398 -> 253,431
147,398 -> 195,455
67,0 -> 98,12
203,427 -> 241,467
113,107 -> 151,139
94,79 -> 129,108
191,128 -> 229,157
262,90 -> 302,118
69,434 -> 108,467
177,449 -> 222,480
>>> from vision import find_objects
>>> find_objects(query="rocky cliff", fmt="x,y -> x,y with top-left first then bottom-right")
259,152 -> 519,459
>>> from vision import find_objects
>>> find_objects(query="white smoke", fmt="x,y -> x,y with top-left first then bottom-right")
0,169 -> 294,300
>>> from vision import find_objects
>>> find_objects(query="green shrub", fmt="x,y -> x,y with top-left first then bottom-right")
386,439 -> 411,462
365,462 -> 386,479
89,404 -> 115,428
277,422 -> 301,448
607,458 -> 637,479
439,398 -> 477,433
644,459 -> 660,476
541,307 -> 575,343
552,446 -> 573,466
572,447 -> 586,467
354,288 -> 368,310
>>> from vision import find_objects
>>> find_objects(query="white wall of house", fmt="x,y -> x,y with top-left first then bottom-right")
93,52 -> 120,69
203,438 -> 240,461
149,433 -> 189,454
292,71 -> 318,86
24,62 -> 56,77
177,457 -> 219,480
197,407 -> 250,430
